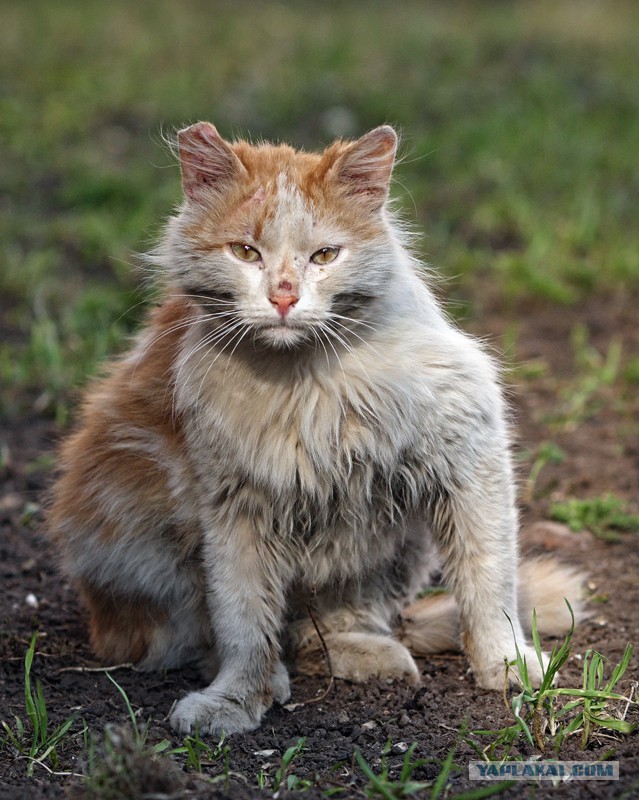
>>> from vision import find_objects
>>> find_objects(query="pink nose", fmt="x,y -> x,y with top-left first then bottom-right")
270,294 -> 298,318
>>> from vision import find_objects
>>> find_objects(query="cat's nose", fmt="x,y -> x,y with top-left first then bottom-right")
269,294 -> 299,318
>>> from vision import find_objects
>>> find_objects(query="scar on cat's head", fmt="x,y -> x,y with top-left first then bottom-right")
176,122 -> 398,212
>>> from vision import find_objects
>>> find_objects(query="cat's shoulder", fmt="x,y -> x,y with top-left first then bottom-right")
377,309 -> 498,383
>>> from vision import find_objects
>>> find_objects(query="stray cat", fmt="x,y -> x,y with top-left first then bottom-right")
49,123 -> 582,735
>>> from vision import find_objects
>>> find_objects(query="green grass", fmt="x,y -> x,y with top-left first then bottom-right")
257,737 -> 311,793
1,0 -> 638,418
353,737 -> 513,799
468,606 -> 637,760
551,494 -> 639,541
522,441 -> 566,503
0,633 -> 80,777
548,324 -> 624,432
4,622 -> 635,796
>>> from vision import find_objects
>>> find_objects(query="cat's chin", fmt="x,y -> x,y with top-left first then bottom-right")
256,323 -> 309,350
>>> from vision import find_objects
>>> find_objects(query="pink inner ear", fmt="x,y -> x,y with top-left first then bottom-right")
178,122 -> 241,200
334,126 -> 398,201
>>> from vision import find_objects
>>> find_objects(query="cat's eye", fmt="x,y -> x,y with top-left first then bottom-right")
311,246 -> 340,265
230,243 -> 261,263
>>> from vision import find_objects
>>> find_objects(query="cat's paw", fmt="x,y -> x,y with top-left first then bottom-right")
474,645 -> 549,691
170,689 -> 266,736
271,661 -> 291,704
297,632 -> 420,685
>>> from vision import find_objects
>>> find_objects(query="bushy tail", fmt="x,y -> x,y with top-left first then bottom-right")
399,558 -> 587,656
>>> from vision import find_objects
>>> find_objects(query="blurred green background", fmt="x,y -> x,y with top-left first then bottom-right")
1,0 -> 638,420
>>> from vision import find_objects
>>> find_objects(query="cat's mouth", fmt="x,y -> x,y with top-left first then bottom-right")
255,316 -> 313,349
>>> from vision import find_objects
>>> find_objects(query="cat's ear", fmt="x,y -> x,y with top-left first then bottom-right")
331,125 -> 398,209
177,122 -> 245,201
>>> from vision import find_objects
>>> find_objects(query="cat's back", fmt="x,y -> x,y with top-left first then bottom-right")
71,295 -> 194,431
49,296 -> 198,545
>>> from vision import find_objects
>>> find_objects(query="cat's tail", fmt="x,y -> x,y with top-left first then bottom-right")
399,558 -> 588,656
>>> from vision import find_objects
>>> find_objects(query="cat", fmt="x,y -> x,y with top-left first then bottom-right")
49,123 -> 583,736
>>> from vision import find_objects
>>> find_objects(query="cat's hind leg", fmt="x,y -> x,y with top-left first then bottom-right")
79,577 -> 211,671
290,522 -> 432,685
291,605 -> 420,685
59,516 -> 212,672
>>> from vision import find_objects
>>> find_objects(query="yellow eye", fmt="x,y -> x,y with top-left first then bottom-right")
230,243 -> 261,263
311,246 -> 340,265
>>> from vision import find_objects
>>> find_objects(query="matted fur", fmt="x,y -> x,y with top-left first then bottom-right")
49,124 -> 583,735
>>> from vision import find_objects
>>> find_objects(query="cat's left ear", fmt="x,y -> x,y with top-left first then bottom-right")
331,125 -> 398,209
177,122 -> 246,201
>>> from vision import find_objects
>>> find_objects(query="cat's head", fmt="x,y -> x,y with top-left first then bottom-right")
162,123 -> 402,350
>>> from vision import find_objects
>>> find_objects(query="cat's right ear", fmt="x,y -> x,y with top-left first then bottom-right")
177,122 -> 245,201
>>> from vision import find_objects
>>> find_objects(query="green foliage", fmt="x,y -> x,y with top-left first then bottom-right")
1,1 -> 639,421
523,441 -> 566,503
0,284 -> 148,422
551,494 -> 639,541
176,730 -> 230,776
354,738 -> 513,799
469,606 -> 637,760
257,737 -> 312,793
354,742 -> 430,798
0,633 -> 79,776
550,324 -> 623,431
104,672 -> 171,754
86,675 -> 232,794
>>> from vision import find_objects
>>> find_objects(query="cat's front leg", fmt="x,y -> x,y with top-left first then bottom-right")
431,459 -> 547,690
170,515 -> 290,736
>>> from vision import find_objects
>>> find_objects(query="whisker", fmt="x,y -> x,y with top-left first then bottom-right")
173,292 -> 237,306
310,327 -> 331,371
172,318 -> 245,413
324,323 -> 357,359
195,322 -> 252,408
328,312 -> 379,334
134,311 -> 239,372
223,324 -> 253,376
329,318 -> 376,351
184,319 -> 245,373
323,320 -> 377,390
317,322 -> 347,385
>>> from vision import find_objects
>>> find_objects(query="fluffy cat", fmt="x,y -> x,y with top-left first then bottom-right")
49,123 -> 582,736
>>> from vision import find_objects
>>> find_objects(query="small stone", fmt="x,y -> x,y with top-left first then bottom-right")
522,521 -> 594,552
20,558 -> 37,574
398,713 -> 411,728
361,720 -> 378,731
25,593 -> 39,609
0,493 -> 22,515
391,741 -> 409,755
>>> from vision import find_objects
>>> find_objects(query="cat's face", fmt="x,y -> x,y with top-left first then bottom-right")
166,123 -> 398,350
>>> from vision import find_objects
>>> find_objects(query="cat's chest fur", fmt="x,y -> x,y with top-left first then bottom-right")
172,315 -> 496,564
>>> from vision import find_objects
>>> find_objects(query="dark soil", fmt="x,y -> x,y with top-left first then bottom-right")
1,293 -> 638,799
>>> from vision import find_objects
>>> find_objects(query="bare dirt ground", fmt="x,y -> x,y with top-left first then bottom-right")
1,291 -> 638,799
